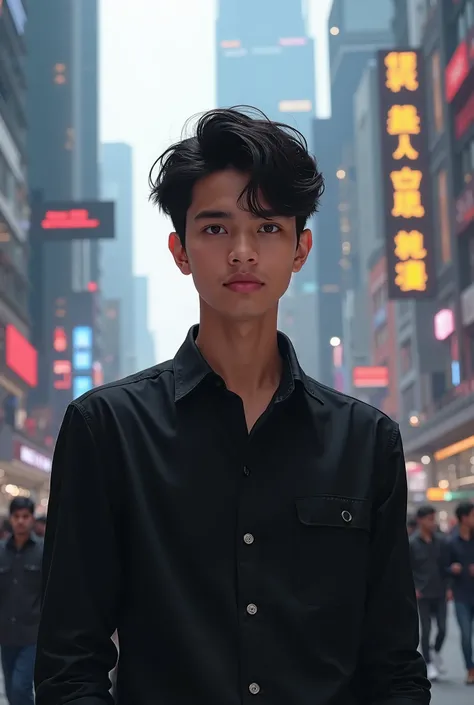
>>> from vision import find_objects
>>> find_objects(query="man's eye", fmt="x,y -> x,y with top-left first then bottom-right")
259,224 -> 280,233
204,225 -> 226,235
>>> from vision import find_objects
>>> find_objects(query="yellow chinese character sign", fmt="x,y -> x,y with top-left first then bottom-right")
377,49 -> 434,299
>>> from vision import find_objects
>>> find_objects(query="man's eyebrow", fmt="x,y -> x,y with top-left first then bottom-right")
194,210 -> 232,220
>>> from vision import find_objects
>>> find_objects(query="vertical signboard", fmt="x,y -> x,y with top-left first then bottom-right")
377,50 -> 435,299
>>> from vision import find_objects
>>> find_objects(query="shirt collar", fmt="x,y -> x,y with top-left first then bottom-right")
173,325 -> 324,405
6,532 -> 38,549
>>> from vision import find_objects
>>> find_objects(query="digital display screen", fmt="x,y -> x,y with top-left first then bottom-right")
73,376 -> 93,399
73,350 -> 92,371
31,201 -> 115,241
73,326 -> 93,350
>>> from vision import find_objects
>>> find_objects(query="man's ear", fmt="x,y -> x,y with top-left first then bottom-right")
168,233 -> 191,275
293,229 -> 312,273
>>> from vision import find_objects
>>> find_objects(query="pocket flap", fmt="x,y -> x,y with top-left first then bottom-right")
295,495 -> 371,531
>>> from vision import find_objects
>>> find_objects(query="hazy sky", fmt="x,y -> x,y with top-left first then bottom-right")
99,0 -> 332,360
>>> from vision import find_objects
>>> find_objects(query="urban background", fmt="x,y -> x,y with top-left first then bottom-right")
0,0 -> 474,697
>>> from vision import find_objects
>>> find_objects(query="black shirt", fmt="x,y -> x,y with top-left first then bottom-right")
409,532 -> 447,599
0,533 -> 43,646
35,326 -> 429,705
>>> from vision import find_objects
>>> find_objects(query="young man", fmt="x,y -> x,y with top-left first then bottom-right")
409,506 -> 448,681
446,501 -> 474,684
0,498 -> 42,705
35,108 -> 429,705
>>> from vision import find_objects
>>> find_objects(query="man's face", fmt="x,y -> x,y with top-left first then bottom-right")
10,509 -> 34,538
464,508 -> 474,531
419,512 -> 436,535
169,169 -> 311,322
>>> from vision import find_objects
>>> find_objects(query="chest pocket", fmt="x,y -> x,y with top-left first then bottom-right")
293,495 -> 371,604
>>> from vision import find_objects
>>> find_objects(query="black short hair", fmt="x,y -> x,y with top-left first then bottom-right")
455,501 -> 474,522
149,106 -> 325,245
416,505 -> 436,519
9,497 -> 35,516
35,515 -> 47,524
407,516 -> 418,529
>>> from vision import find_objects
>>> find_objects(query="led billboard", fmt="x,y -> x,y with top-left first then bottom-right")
31,201 -> 115,241
377,50 -> 435,299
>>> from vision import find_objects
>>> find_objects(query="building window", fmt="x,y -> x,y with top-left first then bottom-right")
375,325 -> 388,349
402,383 -> 416,417
431,51 -> 443,134
400,339 -> 413,376
437,170 -> 451,264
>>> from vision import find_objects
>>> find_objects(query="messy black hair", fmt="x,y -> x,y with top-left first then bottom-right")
149,106 -> 325,245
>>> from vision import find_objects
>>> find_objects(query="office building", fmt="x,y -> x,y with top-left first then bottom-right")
0,0 -> 53,510
28,0 -> 109,437
216,0 -> 319,375
388,0 -> 474,511
314,0 -> 394,386
134,276 -> 156,371
100,142 -> 136,376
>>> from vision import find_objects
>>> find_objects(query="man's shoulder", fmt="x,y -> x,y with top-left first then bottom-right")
304,374 -> 399,441
68,360 -> 176,423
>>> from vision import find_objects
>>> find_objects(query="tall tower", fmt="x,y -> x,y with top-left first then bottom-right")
216,0 -> 319,376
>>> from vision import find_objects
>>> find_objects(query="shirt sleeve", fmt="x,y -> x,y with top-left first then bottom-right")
34,402 -> 120,705
352,426 -> 430,705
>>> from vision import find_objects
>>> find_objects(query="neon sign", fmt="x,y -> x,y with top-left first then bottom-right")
41,209 -> 100,230
53,360 -> 72,390
31,200 -> 115,241
378,50 -> 435,299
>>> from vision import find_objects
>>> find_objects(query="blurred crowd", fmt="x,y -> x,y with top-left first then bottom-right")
407,502 -> 474,686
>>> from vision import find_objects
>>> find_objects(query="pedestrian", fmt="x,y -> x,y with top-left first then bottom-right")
407,515 -> 418,537
409,505 -> 449,681
0,498 -> 42,705
33,516 -> 46,539
35,107 -> 429,705
446,501 -> 474,685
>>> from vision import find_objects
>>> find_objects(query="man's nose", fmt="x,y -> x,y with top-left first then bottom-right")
228,232 -> 258,264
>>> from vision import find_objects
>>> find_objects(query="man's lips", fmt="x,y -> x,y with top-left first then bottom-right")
225,281 -> 264,293
224,274 -> 264,293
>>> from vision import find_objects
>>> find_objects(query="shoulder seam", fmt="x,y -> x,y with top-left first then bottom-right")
308,378 -> 398,424
72,366 -> 174,404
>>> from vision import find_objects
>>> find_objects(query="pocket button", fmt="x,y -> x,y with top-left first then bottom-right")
341,510 -> 352,523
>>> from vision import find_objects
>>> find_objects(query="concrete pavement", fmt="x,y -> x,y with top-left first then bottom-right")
431,605 -> 473,705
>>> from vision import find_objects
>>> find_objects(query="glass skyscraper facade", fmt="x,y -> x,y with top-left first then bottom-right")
216,0 -> 319,376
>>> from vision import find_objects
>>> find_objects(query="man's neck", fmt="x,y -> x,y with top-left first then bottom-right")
459,524 -> 471,541
196,308 -> 282,399
419,528 -> 432,543
13,534 -> 30,550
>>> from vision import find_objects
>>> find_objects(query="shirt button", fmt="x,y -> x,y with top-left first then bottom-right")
342,510 -> 352,523
13,579 -> 18,585
243,466 -> 250,476
243,533 -> 254,545
249,682 -> 260,695
11,617 -> 16,623
247,603 -> 258,615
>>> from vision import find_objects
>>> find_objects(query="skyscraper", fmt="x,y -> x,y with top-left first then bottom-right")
100,142 -> 136,376
134,276 -> 156,371
216,0 -> 319,376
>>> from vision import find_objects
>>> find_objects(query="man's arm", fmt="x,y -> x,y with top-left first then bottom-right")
35,403 -> 121,705
353,425 -> 430,705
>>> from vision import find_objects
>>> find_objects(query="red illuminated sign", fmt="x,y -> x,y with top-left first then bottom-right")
42,209 -> 100,230
5,325 -> 37,387
445,41 -> 469,102
31,200 -> 115,241
53,327 -> 68,352
434,309 -> 455,341
53,360 -> 72,390
353,366 -> 389,389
